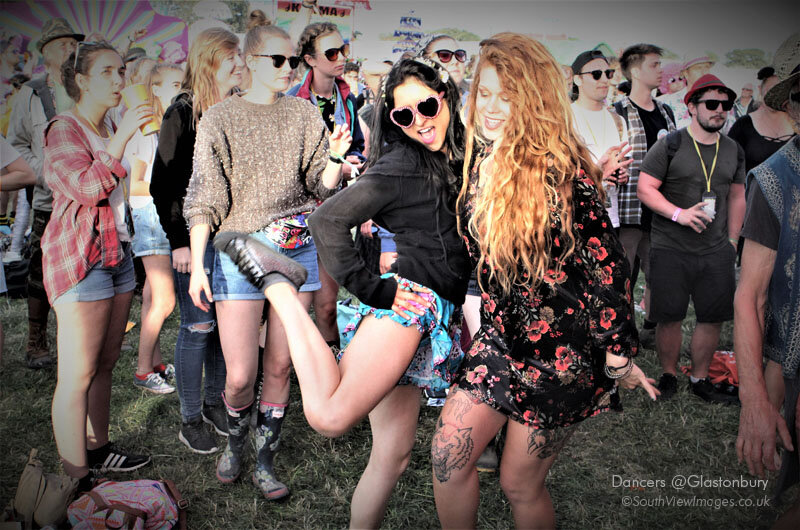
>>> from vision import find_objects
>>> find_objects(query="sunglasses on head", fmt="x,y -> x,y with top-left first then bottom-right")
252,54 -> 301,69
390,92 -> 445,129
697,99 -> 734,111
319,44 -> 349,62
434,49 -> 467,64
73,41 -> 99,70
579,69 -> 615,81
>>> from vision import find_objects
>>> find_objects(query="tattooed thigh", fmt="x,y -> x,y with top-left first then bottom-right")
432,417 -> 475,483
526,425 -> 575,459
448,389 -> 480,423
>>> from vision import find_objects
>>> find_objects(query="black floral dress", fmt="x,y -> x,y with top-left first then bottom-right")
456,147 -> 638,430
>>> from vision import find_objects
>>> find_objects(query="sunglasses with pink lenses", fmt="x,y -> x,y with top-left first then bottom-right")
389,92 -> 445,129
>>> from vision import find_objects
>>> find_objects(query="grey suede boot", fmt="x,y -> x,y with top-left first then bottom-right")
252,405 -> 289,500
216,397 -> 253,483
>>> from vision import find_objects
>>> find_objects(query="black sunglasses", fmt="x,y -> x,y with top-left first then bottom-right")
697,99 -> 734,111
318,44 -> 349,62
252,54 -> 301,69
578,69 -> 615,81
790,91 -> 800,104
434,49 -> 467,64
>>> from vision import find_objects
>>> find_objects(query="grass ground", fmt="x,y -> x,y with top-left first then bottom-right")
0,282 -> 795,529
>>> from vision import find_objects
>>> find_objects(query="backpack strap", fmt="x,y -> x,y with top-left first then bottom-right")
612,100 -> 629,127
25,77 -> 57,121
86,491 -> 147,530
162,479 -> 188,530
665,129 -> 683,166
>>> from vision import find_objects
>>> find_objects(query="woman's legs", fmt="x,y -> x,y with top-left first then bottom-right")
263,282 -> 423,437
260,292 -> 312,404
431,389 -> 507,529
136,255 -> 175,375
216,299 -> 264,407
52,291 -> 133,478
498,419 -> 574,529
312,260 -> 340,346
350,384 -> 421,529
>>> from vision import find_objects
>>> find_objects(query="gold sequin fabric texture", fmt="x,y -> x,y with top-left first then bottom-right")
184,93 -> 333,233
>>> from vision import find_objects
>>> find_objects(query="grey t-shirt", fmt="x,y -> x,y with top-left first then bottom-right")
641,129 -> 745,254
740,178 -> 780,251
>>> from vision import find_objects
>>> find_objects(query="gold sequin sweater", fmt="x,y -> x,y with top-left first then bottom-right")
184,93 -> 333,233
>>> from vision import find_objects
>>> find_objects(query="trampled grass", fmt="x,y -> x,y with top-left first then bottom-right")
0,285 -> 794,529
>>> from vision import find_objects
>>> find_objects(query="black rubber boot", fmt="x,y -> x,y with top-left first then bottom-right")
216,397 -> 253,483
252,406 -> 289,500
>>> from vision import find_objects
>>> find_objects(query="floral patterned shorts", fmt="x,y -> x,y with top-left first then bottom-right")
339,274 -> 464,392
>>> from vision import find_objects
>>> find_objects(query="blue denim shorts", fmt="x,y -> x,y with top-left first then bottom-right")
53,243 -> 136,304
212,230 -> 321,300
131,201 -> 171,257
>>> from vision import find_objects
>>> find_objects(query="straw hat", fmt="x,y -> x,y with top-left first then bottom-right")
36,18 -> 84,53
764,33 -> 800,110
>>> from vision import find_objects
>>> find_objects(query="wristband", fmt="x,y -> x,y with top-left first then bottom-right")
328,155 -> 343,164
729,237 -> 738,245
671,207 -> 682,222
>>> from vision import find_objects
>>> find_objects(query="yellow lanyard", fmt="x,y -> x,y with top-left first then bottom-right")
687,128 -> 719,193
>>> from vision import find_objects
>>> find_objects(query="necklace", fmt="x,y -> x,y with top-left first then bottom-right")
74,107 -> 108,138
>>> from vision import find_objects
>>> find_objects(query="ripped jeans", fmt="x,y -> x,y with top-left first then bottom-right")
173,242 -> 227,422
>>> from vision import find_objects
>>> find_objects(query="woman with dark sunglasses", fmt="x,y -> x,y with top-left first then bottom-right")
183,23 -> 351,500
424,35 -> 470,100
288,22 -> 366,358
212,57 -> 471,527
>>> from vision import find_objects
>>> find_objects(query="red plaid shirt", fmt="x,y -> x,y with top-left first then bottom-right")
41,113 -> 127,303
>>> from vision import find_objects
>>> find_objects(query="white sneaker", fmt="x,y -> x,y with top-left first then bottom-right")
133,372 -> 176,394
2,250 -> 22,263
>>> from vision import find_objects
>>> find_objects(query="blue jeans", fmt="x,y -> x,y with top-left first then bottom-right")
173,242 -> 227,422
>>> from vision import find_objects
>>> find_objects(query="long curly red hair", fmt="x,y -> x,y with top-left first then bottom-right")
459,33 -> 602,295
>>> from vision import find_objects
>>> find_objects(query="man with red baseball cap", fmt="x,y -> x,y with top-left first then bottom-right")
637,74 -> 746,404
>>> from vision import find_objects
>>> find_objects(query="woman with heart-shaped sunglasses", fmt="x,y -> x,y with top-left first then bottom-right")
211,57 -> 471,527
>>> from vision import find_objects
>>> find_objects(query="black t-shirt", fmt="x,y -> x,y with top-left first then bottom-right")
315,94 -> 336,133
727,115 -> 792,174
641,129 -> 746,254
631,100 -> 671,149
740,179 -> 780,251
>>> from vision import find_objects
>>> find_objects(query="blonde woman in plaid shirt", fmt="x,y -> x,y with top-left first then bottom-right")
42,41 -> 154,490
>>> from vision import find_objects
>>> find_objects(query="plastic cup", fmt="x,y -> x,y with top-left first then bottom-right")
121,84 -> 159,136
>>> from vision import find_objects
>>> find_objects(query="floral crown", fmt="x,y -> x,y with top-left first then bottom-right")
381,56 -> 450,100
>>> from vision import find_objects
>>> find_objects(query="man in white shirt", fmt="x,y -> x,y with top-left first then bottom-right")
570,50 -> 630,228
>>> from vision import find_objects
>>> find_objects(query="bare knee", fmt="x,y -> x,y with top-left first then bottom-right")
500,472 -> 544,504
186,321 -> 214,334
314,300 -> 337,323
225,370 -> 256,398
262,357 -> 291,384
150,294 -> 175,320
306,409 -> 352,438
370,443 -> 413,478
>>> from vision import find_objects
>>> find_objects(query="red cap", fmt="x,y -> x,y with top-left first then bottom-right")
683,74 -> 737,105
